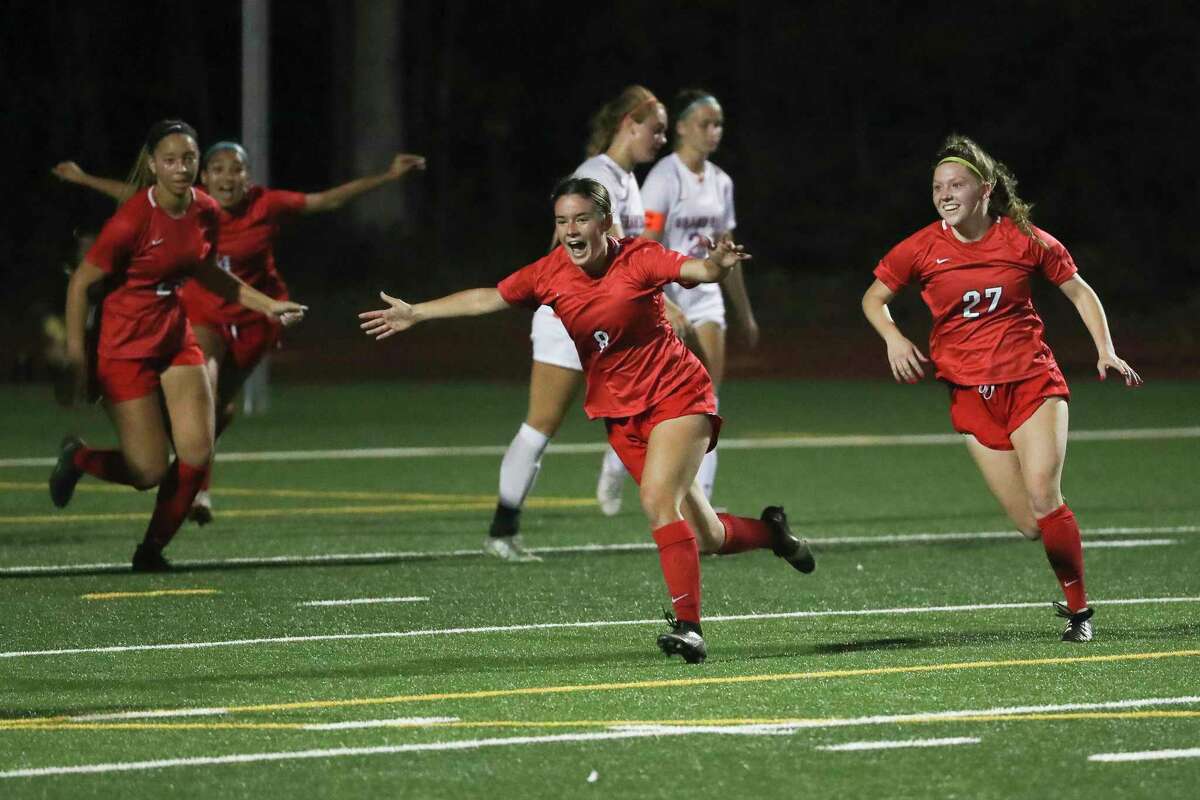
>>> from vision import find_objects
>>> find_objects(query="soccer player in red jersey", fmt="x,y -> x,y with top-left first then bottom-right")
49,120 -> 307,572
53,145 -> 425,523
862,134 -> 1142,642
361,177 -> 815,663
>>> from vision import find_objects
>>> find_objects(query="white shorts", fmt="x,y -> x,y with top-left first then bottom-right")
531,305 -> 582,371
664,282 -> 726,329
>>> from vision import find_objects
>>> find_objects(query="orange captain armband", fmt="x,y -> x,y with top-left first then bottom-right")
643,210 -> 665,233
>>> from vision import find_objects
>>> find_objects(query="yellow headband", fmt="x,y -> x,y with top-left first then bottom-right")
937,156 -> 985,181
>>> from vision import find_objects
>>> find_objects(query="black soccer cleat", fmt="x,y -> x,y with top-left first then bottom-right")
656,612 -> 707,664
1054,602 -> 1094,642
132,543 -> 173,573
188,490 -> 214,526
761,505 -> 815,573
49,435 -> 85,508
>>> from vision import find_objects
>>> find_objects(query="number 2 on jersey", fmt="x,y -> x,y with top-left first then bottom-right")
962,286 -> 1002,318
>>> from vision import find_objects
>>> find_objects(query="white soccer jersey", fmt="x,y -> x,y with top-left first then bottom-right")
573,154 -> 646,237
641,153 -> 736,258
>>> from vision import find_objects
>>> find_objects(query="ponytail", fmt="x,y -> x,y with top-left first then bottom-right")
585,85 -> 661,157
121,119 -> 199,200
935,133 -> 1045,246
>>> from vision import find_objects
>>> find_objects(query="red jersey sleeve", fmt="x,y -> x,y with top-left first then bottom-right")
85,205 -> 145,274
497,255 -> 551,308
628,240 -> 690,288
1030,226 -> 1079,286
263,189 -> 308,220
873,235 -> 921,293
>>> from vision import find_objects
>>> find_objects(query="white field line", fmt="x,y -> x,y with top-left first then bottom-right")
301,717 -> 459,731
1089,748 -> 1200,763
2,525 -> 1196,577
3,596 -> 1199,660
1084,539 -> 1176,549
299,597 -> 430,607
52,692 -> 1200,729
6,697 -> 1200,779
2,426 -> 1198,468
73,707 -> 231,722
816,736 -> 981,751
0,728 -> 689,779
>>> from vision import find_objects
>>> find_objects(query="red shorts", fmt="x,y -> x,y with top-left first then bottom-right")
604,385 -> 721,484
196,317 -> 281,371
948,367 -> 1070,450
97,338 -> 206,404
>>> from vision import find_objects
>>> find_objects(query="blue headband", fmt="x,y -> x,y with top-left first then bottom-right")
679,95 -> 720,120
203,141 -> 249,165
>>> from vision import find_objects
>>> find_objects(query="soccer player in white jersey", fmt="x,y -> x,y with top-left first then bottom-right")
484,86 -> 669,562
641,89 -> 758,502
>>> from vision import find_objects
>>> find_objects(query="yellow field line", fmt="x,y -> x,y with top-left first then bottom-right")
0,498 -> 594,526
6,709 -> 1199,733
81,589 -> 220,601
2,649 -> 1193,728
0,481 -> 518,503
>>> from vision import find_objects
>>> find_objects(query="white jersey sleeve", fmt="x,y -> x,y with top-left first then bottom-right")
573,154 -> 645,237
640,155 -> 679,219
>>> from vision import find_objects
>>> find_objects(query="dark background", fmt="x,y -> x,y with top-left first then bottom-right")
3,0 -> 1197,381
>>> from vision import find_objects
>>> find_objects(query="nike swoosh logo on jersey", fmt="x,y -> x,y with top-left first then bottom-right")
149,238 -> 166,247
935,257 -> 951,264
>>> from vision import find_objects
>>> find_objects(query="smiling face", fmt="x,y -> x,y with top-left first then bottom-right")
554,193 -> 612,271
676,101 -> 723,158
628,103 -> 668,165
147,133 -> 199,198
201,148 -> 249,208
931,161 -> 991,230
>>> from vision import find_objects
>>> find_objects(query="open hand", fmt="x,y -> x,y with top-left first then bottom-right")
359,292 -> 417,340
388,154 -> 427,180
886,335 -> 929,383
703,235 -> 752,269
1097,352 -> 1142,386
52,161 -> 87,184
270,301 -> 308,327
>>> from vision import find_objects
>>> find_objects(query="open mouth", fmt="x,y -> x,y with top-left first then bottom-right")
565,239 -> 587,257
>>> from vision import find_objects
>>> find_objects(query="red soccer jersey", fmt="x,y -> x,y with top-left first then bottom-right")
874,216 -> 1079,385
498,237 -> 713,419
179,185 -> 306,326
86,187 -> 220,359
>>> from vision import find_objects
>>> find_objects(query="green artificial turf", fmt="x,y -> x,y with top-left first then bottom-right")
1,378 -> 1197,798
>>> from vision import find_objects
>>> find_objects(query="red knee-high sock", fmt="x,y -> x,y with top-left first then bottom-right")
73,446 -> 136,486
716,513 -> 774,555
652,520 -> 702,624
142,461 -> 209,549
1038,503 -> 1087,611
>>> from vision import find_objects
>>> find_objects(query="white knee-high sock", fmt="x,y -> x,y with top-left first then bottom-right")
498,423 -> 550,508
697,395 -> 719,499
600,445 -> 627,478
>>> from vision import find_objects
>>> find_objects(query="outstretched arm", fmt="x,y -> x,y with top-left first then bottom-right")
677,237 -> 751,284
862,279 -> 929,383
1058,276 -> 1142,385
192,259 -> 307,324
303,153 -> 426,214
52,161 -> 135,203
359,288 -> 510,340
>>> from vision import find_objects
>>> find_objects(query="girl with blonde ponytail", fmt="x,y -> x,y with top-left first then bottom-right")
862,134 -> 1141,643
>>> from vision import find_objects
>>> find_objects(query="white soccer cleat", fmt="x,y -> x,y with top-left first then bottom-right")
596,460 -> 624,517
483,534 -> 543,563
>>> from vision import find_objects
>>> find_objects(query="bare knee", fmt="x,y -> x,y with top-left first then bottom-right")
127,459 -> 169,491
1025,481 -> 1063,520
639,482 -> 681,529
